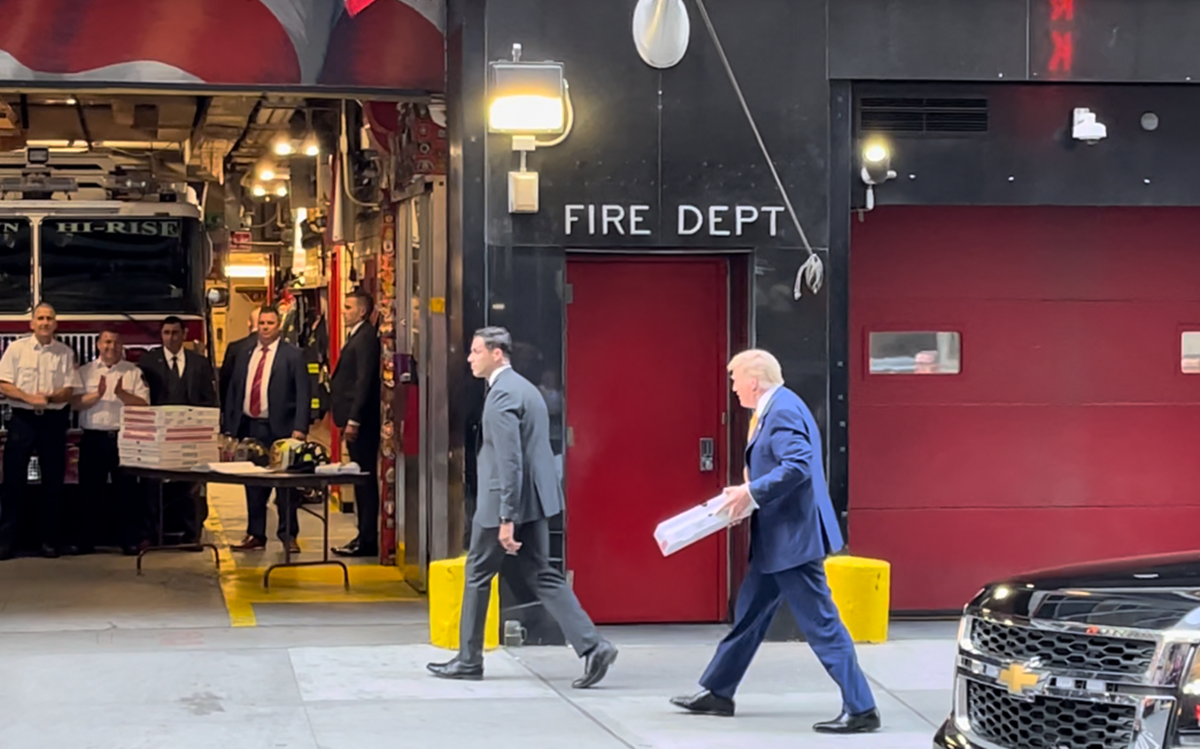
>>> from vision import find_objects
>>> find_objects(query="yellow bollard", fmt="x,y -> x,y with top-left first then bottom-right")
825,556 -> 891,643
428,556 -> 501,650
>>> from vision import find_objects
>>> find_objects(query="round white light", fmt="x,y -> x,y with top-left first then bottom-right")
259,168 -> 275,181
276,185 -> 288,197
632,0 -> 691,69
864,144 -> 888,164
252,185 -> 266,197
274,140 -> 295,156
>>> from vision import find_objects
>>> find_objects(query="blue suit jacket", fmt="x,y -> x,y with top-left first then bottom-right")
746,386 -> 845,574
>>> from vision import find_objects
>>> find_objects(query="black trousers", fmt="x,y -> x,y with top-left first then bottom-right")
238,418 -> 298,541
459,518 -> 601,666
347,428 -> 380,551
0,408 -> 69,551
78,429 -> 146,548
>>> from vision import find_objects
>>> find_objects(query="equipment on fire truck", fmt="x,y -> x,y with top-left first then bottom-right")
233,438 -> 270,468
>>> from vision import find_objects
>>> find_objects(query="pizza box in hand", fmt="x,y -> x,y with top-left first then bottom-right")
654,494 -> 759,557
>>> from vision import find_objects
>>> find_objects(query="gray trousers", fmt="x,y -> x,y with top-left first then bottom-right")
459,517 -> 601,665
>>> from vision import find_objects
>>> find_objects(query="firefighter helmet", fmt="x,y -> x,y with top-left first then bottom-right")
286,441 -> 330,473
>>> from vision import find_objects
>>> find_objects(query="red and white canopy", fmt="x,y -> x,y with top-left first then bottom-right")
0,0 -> 444,91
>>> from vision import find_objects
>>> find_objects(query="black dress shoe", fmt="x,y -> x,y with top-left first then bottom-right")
813,708 -> 882,734
670,690 -> 735,716
333,543 -> 378,558
332,539 -> 361,556
573,640 -> 618,689
426,658 -> 483,681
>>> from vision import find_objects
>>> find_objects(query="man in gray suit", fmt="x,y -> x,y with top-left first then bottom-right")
427,327 -> 618,687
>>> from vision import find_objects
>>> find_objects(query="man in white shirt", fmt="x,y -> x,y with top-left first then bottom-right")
73,330 -> 150,555
0,303 -> 83,559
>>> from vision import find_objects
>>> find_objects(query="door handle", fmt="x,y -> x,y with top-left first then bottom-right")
699,438 -> 714,472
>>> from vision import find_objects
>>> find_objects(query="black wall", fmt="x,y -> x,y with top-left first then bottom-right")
448,0 -> 1200,644
456,0 -> 834,643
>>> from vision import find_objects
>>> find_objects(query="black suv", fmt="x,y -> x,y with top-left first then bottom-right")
935,551 -> 1200,749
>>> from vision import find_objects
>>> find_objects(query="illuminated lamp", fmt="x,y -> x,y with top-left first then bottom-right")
273,137 -> 296,156
859,139 -> 896,211
276,184 -> 288,197
488,44 -> 574,215
488,50 -> 565,134
252,185 -> 267,197
301,133 -> 320,157
226,264 -> 269,278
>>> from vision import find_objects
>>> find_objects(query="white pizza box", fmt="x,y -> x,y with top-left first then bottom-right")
653,494 -> 759,557
122,406 -> 220,427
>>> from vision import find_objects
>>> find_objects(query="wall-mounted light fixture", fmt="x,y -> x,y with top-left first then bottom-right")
859,138 -> 896,211
488,44 -> 575,214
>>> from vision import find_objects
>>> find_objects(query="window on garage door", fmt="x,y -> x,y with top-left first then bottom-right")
869,331 -> 961,375
1182,332 -> 1200,373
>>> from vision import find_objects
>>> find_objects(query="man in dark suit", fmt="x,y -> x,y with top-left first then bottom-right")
671,349 -> 880,734
137,316 -> 219,544
330,289 -> 381,558
222,306 -> 312,553
427,327 -> 617,688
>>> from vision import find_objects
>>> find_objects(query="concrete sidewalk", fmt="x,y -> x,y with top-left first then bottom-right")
0,619 -> 958,748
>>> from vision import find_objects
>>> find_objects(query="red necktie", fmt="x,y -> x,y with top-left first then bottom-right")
249,345 -> 269,417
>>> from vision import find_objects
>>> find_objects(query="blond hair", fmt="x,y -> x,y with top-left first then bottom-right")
727,349 -> 784,386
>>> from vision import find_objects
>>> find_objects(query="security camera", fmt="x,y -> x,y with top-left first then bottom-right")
1072,107 -> 1107,145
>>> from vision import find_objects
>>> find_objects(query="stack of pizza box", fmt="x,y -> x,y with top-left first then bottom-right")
118,406 -> 221,469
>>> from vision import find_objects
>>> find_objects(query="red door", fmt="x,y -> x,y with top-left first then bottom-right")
850,206 -> 1200,612
565,256 -> 729,624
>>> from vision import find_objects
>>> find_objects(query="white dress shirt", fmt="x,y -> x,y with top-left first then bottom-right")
78,358 -> 150,431
164,347 -> 187,377
243,338 -> 280,418
0,335 -> 83,410
488,364 -> 511,387
745,384 -> 783,500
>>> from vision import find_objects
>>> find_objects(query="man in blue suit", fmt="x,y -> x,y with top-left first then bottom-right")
671,349 -> 880,734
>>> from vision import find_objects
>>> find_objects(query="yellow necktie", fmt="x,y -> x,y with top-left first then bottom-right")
747,411 -> 758,441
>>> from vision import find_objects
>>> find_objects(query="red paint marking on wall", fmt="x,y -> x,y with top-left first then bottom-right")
1046,0 -> 1075,75
1050,0 -> 1074,21
1049,31 -> 1074,72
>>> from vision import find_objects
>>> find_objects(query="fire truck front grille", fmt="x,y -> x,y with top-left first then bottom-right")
966,680 -> 1135,749
970,618 -> 1156,676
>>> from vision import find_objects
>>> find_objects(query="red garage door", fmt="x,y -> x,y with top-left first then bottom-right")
849,206 -> 1200,612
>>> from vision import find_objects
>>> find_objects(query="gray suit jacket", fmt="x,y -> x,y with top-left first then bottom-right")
475,367 -> 564,527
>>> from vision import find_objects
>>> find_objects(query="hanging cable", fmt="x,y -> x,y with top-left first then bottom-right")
691,0 -> 823,298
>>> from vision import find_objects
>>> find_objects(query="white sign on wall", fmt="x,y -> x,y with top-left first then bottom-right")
564,203 -> 786,238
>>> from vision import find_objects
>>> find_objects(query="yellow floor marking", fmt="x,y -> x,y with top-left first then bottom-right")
205,484 -> 421,628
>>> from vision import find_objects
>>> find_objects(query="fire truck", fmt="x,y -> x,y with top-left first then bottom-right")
0,148 -> 214,484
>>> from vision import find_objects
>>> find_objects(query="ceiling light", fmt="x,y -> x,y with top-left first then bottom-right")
258,166 -> 275,181
252,185 -> 266,197
302,134 -> 320,157
225,264 -> 269,278
273,138 -> 295,156
276,184 -> 288,197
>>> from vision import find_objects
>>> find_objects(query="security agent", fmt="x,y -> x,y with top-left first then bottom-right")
73,330 -> 150,555
0,303 -> 83,559
331,289 -> 382,558
138,316 -> 219,544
